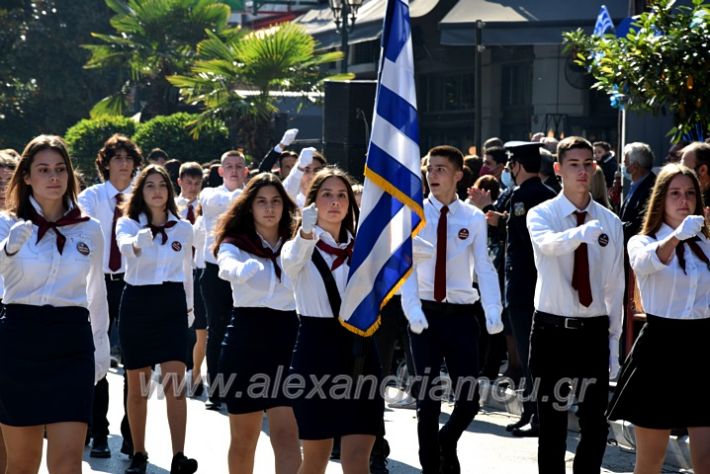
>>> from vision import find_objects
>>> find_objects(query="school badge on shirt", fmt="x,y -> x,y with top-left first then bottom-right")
458,228 -> 469,240
514,202 -> 526,216
598,233 -> 609,247
76,242 -> 91,256
171,241 -> 182,252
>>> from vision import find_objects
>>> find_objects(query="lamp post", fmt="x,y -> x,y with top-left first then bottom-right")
328,0 -> 363,73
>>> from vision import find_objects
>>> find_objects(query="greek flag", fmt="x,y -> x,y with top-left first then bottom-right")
593,5 -> 615,36
340,0 -> 425,336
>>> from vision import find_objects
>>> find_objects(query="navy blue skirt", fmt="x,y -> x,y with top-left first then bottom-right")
119,282 -> 189,370
218,307 -> 299,414
607,315 -> 710,429
290,316 -> 384,440
0,304 -> 94,426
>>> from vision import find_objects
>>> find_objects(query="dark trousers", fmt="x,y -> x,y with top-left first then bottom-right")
529,312 -> 610,474
508,305 -> 538,424
185,268 -> 206,371
200,263 -> 232,403
374,295 -> 415,382
92,276 -> 131,447
409,301 -> 481,473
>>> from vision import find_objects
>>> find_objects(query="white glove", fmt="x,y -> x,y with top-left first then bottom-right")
406,305 -> 429,334
237,259 -> 264,280
672,215 -> 705,241
135,228 -> 154,249
187,310 -> 195,328
484,306 -> 504,334
301,203 -> 318,235
280,128 -> 299,147
574,219 -> 603,245
412,236 -> 434,264
297,147 -> 317,169
5,220 -> 34,255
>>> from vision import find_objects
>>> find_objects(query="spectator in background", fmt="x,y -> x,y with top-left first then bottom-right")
664,141 -> 688,163
146,148 -> 169,167
465,155 -> 482,182
352,183 -> 364,208
680,142 -> 710,206
591,167 -> 611,209
593,141 -> 617,189
539,149 -> 561,194
541,137 -> 559,154
483,137 -> 504,152
530,132 -> 545,142
620,142 -> 656,244
164,159 -> 182,194
479,147 -> 508,187
457,165 -> 475,201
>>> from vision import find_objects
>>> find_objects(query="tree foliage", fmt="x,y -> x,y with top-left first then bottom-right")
563,0 -> 710,142
83,0 -> 231,119
169,23 -> 349,157
133,112 -> 230,163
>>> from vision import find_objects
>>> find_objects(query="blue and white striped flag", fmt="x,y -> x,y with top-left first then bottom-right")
339,0 -> 425,336
593,5 -> 615,36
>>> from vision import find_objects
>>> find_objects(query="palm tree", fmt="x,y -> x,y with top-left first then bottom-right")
168,22 -> 350,157
83,0 -> 231,119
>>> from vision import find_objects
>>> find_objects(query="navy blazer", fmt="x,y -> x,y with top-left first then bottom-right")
620,172 -> 656,244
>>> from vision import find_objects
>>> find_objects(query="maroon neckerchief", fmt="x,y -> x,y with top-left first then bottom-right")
146,221 -> 177,245
223,233 -> 282,281
29,206 -> 90,254
676,236 -> 710,274
316,239 -> 354,271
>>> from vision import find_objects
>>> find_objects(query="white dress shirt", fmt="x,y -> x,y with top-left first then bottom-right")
175,195 -> 204,269
193,215 -> 206,269
217,237 -> 296,311
282,226 -> 352,318
0,200 -> 110,383
116,213 -> 194,311
403,196 -> 502,319
198,185 -> 242,264
527,193 -> 624,355
282,167 -> 306,209
78,180 -> 132,274
628,224 -> 710,320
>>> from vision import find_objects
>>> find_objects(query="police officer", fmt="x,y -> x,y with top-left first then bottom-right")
499,142 -> 557,437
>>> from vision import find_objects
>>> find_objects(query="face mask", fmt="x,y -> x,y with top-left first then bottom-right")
621,163 -> 632,180
501,169 -> 514,188
479,165 -> 493,176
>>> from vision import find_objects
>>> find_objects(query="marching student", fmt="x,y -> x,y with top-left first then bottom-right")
213,173 -> 301,474
176,161 -> 208,395
401,145 -> 504,474
0,135 -> 110,473
526,136 -> 624,474
116,165 -> 197,474
608,164 -> 710,474
281,147 -> 326,208
282,167 -> 383,474
79,133 -> 142,458
0,149 -> 17,474
198,150 -> 249,409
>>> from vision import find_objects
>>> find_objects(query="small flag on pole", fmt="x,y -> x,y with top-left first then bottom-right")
339,0 -> 425,336
593,5 -> 615,37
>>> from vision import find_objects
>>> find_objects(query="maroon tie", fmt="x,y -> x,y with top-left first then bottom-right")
316,240 -> 354,271
571,211 -> 593,307
433,205 -> 449,302
108,193 -> 123,272
30,207 -> 90,254
186,204 -> 196,225
147,220 -> 177,245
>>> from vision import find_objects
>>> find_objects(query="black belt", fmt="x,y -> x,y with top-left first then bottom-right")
534,311 -> 608,330
421,300 -> 476,316
104,273 -> 124,282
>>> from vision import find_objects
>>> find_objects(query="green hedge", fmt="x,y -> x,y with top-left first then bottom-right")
133,113 -> 231,165
64,116 -> 138,181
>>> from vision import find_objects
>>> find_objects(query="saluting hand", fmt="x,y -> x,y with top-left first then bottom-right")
672,215 -> 705,241
297,147 -> 317,169
5,220 -> 34,255
577,219 -> 603,244
301,203 -> 318,238
280,128 -> 299,147
135,228 -> 154,249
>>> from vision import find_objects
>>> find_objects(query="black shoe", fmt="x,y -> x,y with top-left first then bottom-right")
121,439 -> 134,458
125,452 -> 148,474
370,454 -> 389,474
205,399 -> 222,411
90,438 -> 111,458
511,423 -> 540,438
170,452 -> 198,474
505,415 -> 531,432
439,444 -> 460,474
